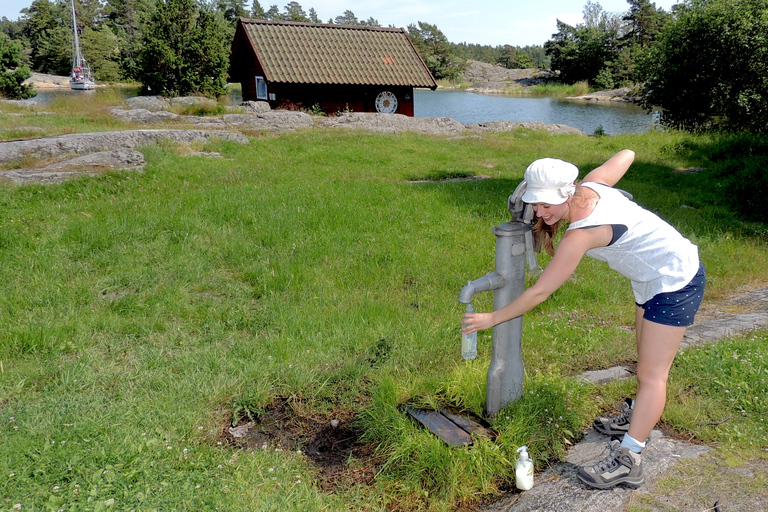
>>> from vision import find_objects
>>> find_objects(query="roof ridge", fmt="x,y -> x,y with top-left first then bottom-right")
238,18 -> 406,33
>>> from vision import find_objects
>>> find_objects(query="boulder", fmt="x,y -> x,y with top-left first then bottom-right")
241,101 -> 272,113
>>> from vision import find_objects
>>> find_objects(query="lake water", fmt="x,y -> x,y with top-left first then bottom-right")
414,89 -> 657,135
24,87 -> 658,136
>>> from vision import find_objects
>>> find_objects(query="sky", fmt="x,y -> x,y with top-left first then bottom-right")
0,0 -> 683,47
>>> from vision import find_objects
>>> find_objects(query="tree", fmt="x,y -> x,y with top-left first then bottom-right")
264,4 -> 280,20
498,45 -> 535,69
80,25 -> 121,81
638,0 -> 768,132
104,0 -> 154,80
333,10 -> 360,26
623,0 -> 670,47
22,0 -> 72,75
217,0 -> 248,24
544,19 -> 618,84
407,21 -> 466,81
251,0 -> 266,18
283,2 -> 309,22
137,0 -> 229,97
0,33 -> 36,99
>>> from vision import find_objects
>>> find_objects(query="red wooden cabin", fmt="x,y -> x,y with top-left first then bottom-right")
228,19 -> 437,116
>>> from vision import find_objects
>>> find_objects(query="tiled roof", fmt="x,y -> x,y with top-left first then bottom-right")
237,19 -> 437,88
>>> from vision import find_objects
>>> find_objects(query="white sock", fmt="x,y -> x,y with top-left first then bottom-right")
621,433 -> 646,454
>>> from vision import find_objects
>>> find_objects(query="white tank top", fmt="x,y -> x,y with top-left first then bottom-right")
567,182 -> 700,304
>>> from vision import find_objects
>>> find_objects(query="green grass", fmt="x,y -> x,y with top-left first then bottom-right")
1,98 -> 767,510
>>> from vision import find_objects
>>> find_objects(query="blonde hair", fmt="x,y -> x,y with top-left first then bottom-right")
532,182 -> 595,256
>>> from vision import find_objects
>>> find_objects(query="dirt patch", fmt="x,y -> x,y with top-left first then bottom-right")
219,398 -> 383,491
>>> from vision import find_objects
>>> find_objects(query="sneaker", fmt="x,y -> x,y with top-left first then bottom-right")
593,398 -> 633,436
576,440 -> 644,489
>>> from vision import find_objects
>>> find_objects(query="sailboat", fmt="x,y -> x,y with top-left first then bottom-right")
69,0 -> 96,90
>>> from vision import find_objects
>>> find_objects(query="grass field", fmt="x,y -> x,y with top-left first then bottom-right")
1,93 -> 767,511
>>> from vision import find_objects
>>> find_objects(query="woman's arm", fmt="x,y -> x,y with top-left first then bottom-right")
461,227 -> 608,334
582,149 -> 635,187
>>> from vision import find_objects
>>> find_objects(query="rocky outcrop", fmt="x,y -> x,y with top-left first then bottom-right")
320,113 -> 466,135
1,150 -> 145,184
0,129 -> 248,164
466,120 -> 586,136
459,61 -> 558,94
110,106 -> 314,132
22,72 -> 71,89
1,94 -> 586,185
565,87 -> 639,103
124,95 -> 219,111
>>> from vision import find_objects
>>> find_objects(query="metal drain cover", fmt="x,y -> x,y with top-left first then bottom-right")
405,407 -> 495,447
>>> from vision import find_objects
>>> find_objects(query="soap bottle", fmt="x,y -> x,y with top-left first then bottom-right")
461,303 -> 477,360
516,445 -> 534,490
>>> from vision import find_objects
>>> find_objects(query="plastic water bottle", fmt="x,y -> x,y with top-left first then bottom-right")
461,303 -> 477,360
516,445 -> 534,490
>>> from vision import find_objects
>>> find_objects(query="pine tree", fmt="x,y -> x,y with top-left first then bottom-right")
137,0 -> 228,97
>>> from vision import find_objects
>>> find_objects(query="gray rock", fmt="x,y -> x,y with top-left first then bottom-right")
321,113 -> 465,135
221,111 -> 314,132
483,430 -> 709,512
0,129 -> 248,164
124,96 -> 171,111
0,150 -> 145,184
111,107 -> 181,123
241,101 -> 272,113
466,121 -> 587,136
168,96 -> 218,110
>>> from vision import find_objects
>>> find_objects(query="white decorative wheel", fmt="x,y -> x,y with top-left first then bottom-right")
375,91 -> 398,114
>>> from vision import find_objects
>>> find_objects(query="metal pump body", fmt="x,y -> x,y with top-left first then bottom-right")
459,181 -> 538,417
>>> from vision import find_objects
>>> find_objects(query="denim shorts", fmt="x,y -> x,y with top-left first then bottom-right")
637,263 -> 706,327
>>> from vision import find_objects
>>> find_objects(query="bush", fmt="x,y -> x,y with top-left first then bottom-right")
639,0 -> 768,133
0,33 -> 36,100
708,134 -> 768,223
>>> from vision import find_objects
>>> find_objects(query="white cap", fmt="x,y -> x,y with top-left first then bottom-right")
521,158 -> 579,205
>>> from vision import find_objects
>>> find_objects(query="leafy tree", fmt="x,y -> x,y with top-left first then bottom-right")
307,8 -> 320,23
104,0 -> 154,80
22,0 -> 71,75
498,45 -> 535,69
544,19 -> 619,84
80,25 -> 121,81
638,0 -> 768,132
137,0 -> 229,97
0,33 -> 36,99
407,21 -> 466,81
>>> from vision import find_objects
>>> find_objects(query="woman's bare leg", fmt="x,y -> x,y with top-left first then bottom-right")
629,306 -> 687,443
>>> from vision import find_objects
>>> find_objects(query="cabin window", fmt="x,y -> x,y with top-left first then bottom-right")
255,76 -> 268,100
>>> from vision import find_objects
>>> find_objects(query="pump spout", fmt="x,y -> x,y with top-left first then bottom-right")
458,272 -> 506,304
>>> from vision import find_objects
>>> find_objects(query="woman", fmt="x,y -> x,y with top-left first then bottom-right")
461,149 -> 705,489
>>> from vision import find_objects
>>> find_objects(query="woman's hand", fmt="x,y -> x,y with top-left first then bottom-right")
461,312 -> 495,335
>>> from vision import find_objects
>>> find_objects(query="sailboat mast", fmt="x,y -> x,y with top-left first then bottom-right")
71,0 -> 81,69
